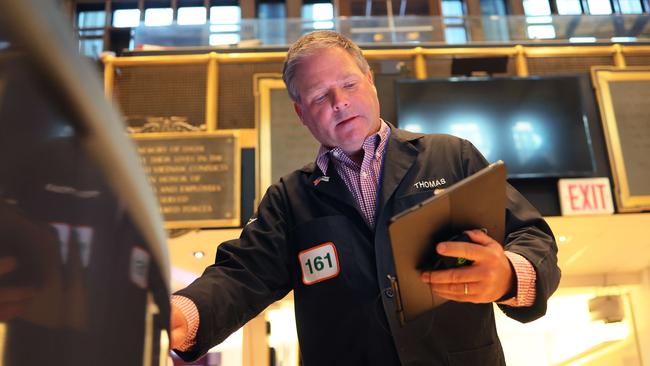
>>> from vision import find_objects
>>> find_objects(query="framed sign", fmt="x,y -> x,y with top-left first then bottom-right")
592,66 -> 650,212
254,75 -> 320,203
132,132 -> 240,228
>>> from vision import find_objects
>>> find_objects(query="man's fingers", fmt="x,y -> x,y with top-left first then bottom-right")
436,230 -> 500,261
428,282 -> 486,303
420,267 -> 483,284
429,282 -> 472,294
436,241 -> 483,262
464,229 -> 495,246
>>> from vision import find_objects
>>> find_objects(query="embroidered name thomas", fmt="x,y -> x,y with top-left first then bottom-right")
413,178 -> 446,189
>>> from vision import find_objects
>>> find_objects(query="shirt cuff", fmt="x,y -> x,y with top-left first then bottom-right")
498,251 -> 536,307
171,295 -> 200,351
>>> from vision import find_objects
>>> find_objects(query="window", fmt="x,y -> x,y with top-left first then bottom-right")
77,11 -> 106,28
442,0 -> 464,24
618,0 -> 643,13
178,7 -> 207,25
445,27 -> 467,44
586,0 -> 612,14
77,5 -> 106,59
523,0 -> 552,16
480,0 -> 507,15
301,3 -> 334,30
556,0 -> 583,15
442,0 -> 466,44
258,3 -> 286,19
523,0 -> 555,40
144,8 -> 173,26
527,25 -> 556,39
79,39 -> 104,58
258,3 -> 286,45
209,6 -> 241,45
209,33 -> 240,45
113,9 -> 141,28
210,6 -> 241,24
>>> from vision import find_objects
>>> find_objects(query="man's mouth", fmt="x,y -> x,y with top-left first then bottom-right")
338,115 -> 358,125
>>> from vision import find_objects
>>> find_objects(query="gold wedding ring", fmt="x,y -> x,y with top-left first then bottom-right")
464,283 -> 468,295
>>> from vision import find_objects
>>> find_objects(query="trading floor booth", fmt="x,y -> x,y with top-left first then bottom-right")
0,1 -> 170,365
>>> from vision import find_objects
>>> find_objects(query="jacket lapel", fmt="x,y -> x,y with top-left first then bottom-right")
309,159 -> 358,211
307,123 -> 423,228
378,125 -> 422,214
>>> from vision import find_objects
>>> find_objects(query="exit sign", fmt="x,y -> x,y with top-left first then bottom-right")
558,177 -> 615,216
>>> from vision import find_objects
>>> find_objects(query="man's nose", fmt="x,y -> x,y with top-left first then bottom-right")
331,88 -> 350,111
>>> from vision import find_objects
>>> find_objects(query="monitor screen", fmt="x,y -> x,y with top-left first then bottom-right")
395,76 -> 596,178
1,1 -> 169,364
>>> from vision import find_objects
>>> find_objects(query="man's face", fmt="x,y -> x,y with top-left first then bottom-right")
292,47 -> 381,156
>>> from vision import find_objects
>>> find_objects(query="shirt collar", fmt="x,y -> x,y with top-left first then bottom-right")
315,120 -> 391,175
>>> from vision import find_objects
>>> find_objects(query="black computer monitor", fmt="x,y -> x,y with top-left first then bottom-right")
395,76 -> 597,179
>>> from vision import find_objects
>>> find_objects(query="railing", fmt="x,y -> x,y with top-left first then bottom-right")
129,15 -> 650,50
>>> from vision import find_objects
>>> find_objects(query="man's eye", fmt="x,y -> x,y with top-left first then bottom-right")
344,82 -> 356,88
314,94 -> 327,103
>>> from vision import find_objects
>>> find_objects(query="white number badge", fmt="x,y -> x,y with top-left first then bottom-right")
298,242 -> 340,285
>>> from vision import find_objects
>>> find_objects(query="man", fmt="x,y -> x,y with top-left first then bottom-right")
170,31 -> 560,366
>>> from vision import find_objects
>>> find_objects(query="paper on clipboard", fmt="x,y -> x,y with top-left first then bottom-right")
387,160 -> 507,325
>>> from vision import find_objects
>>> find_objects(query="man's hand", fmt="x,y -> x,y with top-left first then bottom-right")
0,256 -> 35,321
420,229 -> 513,303
170,303 -> 189,350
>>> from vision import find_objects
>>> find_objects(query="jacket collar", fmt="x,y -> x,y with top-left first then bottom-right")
303,122 -> 424,225
377,122 -> 423,212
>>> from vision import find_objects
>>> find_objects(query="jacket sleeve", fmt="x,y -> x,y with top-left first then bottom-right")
174,181 -> 293,361
460,139 -> 561,323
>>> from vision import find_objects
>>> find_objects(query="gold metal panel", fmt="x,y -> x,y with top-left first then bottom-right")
131,131 -> 241,228
109,54 -> 212,66
616,45 -> 650,56
413,47 -> 428,79
102,53 -> 115,99
218,52 -> 287,63
219,63 -> 285,129
591,66 -> 650,212
103,47 -> 650,124
524,45 -> 617,57
255,76 -> 285,203
363,49 -> 419,59
421,47 -> 517,57
206,52 -> 218,130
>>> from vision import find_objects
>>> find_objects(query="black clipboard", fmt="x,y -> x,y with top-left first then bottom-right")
387,161 -> 507,325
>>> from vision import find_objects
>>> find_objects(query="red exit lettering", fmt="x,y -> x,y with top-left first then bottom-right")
567,183 -> 608,211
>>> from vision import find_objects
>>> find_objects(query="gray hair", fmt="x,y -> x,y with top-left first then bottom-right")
282,31 -> 370,102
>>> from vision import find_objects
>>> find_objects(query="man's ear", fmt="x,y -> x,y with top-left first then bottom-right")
293,102 -> 304,123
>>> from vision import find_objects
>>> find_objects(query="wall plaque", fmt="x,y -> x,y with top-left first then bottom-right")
132,132 -> 240,228
592,66 -> 650,212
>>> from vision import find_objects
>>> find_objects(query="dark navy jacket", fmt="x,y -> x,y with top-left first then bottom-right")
176,127 -> 561,366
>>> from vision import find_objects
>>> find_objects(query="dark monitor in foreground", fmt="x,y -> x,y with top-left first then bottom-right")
395,76 -> 596,179
1,1 -> 169,365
